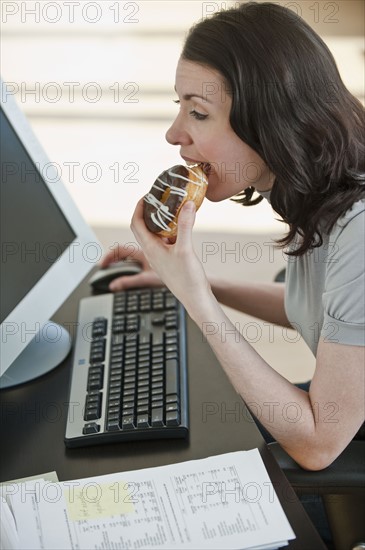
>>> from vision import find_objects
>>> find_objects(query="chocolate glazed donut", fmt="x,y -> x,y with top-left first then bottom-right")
143,164 -> 208,238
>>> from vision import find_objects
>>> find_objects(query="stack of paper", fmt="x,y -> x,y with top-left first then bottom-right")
1,449 -> 295,549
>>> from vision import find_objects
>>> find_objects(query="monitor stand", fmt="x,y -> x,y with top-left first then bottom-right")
0,322 -> 71,389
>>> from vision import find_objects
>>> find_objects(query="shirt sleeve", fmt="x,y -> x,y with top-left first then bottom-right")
321,205 -> 365,346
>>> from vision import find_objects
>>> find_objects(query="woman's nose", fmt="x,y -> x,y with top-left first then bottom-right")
165,115 -> 192,146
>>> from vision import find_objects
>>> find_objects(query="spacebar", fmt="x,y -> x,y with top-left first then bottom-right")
165,359 -> 179,395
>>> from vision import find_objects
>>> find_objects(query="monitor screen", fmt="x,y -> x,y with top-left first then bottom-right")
0,82 -> 101,387
0,108 -> 76,323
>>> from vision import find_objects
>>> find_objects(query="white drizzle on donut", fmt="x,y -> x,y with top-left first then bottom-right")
144,165 -> 207,232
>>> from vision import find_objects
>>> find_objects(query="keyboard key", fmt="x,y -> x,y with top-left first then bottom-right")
152,392 -> 163,401
138,368 -> 150,376
151,400 -> 163,409
151,408 -> 164,427
166,359 -> 179,396
107,421 -> 120,431
165,296 -> 177,309
166,351 -> 179,360
166,411 -> 180,426
83,422 -> 100,434
139,333 -> 151,345
152,332 -> 164,346
110,375 -> 122,384
84,408 -> 100,421
152,368 -> 163,377
121,415 -> 135,429
137,391 -> 149,400
137,414 -> 150,428
108,413 -> 120,422
166,343 -> 178,352
88,378 -> 103,391
166,393 -> 178,404
166,336 -> 178,346
152,315 -> 165,325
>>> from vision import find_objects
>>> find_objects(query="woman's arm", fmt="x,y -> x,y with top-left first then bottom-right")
191,292 -> 365,470
210,278 -> 290,327
131,199 -> 364,470
99,236 -> 289,327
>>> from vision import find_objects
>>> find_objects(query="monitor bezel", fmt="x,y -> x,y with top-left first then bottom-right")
0,79 -> 102,378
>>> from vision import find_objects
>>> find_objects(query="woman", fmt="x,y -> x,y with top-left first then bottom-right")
102,2 -> 365,471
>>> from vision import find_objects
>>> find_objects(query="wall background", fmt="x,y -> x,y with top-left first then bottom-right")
2,0 -> 364,234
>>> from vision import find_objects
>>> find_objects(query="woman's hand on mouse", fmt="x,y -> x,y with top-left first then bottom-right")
99,243 -> 163,291
131,198 -> 212,314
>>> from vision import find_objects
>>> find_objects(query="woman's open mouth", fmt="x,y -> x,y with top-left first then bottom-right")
201,162 -> 212,175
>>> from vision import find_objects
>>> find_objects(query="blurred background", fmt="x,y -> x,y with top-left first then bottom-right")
2,0 -> 364,232
1,0 -> 364,380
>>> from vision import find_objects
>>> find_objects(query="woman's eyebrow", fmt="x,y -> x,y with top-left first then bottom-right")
183,93 -> 212,103
174,86 -> 213,103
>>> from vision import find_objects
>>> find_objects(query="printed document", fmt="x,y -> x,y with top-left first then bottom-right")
1,449 -> 295,549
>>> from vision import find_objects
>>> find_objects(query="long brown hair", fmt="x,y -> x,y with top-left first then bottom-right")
182,2 -> 365,255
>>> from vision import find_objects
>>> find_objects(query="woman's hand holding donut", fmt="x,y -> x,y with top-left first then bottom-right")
131,197 -> 213,315
99,243 -> 163,292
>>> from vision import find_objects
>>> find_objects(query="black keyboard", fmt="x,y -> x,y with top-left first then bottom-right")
64,287 -> 188,447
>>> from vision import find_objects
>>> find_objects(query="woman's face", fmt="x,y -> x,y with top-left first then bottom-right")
166,59 -> 274,201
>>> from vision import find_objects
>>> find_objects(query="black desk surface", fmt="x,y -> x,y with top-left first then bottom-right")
0,278 -> 325,549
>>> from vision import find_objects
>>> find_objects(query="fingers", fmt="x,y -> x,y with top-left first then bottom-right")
131,197 -> 164,252
99,248 -> 119,268
103,197 -> 196,275
130,197 -> 145,234
100,243 -> 141,268
176,201 -> 196,248
130,198 -> 147,246
109,271 -> 161,292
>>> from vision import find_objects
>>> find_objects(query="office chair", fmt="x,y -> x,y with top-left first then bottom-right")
269,440 -> 365,550
272,268 -> 365,550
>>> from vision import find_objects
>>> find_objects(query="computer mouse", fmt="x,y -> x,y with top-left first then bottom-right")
88,260 -> 142,292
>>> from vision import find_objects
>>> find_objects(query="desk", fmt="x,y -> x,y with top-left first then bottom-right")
0,277 -> 325,549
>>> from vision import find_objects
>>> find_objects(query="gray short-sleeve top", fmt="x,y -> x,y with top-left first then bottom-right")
260,191 -> 365,356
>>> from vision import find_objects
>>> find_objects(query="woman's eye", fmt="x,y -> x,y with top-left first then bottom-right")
172,100 -> 207,120
189,109 -> 208,121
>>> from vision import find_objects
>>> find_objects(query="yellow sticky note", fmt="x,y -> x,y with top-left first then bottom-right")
64,481 -> 135,521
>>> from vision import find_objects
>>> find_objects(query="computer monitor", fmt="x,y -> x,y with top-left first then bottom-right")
0,79 -> 101,389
